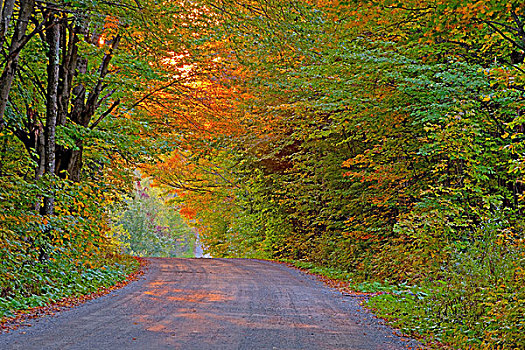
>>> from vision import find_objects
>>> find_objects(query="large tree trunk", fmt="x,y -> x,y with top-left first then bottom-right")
43,13 -> 60,216
0,0 -> 36,131
4,8 -> 121,185
55,22 -> 81,179
56,34 -> 121,182
56,54 -> 87,182
57,22 -> 81,126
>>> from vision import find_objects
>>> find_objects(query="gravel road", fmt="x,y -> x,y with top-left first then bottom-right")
0,258 -> 420,350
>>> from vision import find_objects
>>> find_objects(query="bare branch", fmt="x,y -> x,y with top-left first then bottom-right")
510,11 -> 525,46
484,20 -> 524,50
90,98 -> 120,129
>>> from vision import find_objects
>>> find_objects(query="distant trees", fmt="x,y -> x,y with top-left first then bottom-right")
115,178 -> 195,257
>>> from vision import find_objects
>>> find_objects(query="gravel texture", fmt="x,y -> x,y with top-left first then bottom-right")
0,258 -> 421,350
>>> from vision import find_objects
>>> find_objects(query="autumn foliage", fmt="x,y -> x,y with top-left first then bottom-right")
1,0 -> 524,347
142,0 -> 525,347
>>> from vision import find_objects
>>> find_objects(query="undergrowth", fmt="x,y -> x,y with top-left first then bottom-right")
0,254 -> 139,319
284,234 -> 525,350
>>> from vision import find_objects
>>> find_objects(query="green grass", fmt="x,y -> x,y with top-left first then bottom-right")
283,259 -> 398,293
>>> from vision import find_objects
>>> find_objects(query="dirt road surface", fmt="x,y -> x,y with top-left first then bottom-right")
0,258 -> 420,350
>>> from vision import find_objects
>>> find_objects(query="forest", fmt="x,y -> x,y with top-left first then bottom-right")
1,0 -> 524,348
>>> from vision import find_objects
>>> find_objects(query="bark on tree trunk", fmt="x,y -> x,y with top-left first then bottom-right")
0,0 -> 16,47
57,22 -> 80,126
43,13 -> 60,216
55,22 -> 81,178
56,34 -> 121,182
34,120 -> 46,212
0,0 -> 36,131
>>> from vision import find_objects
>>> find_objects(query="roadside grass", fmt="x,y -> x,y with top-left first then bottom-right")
0,254 -> 140,320
283,255 -> 525,350
283,260 -> 395,293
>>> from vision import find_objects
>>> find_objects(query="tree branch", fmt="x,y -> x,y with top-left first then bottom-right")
90,98 -> 120,129
484,20 -> 524,50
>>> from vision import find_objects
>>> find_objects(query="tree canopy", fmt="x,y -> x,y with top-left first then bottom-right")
1,0 -> 524,347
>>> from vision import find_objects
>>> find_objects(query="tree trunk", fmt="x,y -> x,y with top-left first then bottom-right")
57,22 -> 80,126
43,13 -> 60,216
55,22 -> 81,178
0,0 -> 16,47
0,0 -> 36,131
56,34 -> 121,182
